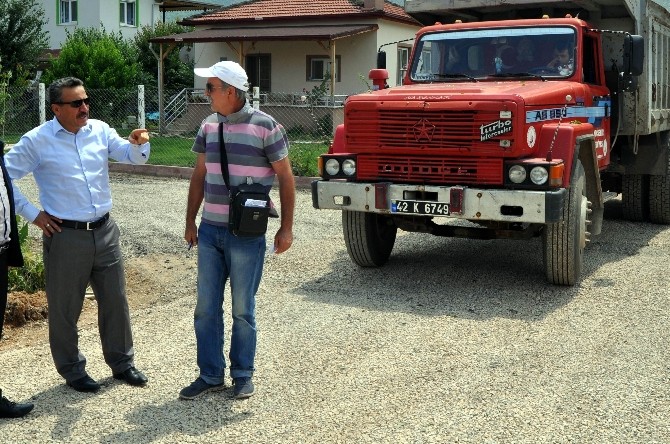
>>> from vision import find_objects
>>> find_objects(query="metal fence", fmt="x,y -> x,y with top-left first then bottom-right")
0,84 -> 350,170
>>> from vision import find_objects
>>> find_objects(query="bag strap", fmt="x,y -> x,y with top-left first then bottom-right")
218,122 -> 231,190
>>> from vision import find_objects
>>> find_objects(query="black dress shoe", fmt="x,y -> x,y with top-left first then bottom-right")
66,375 -> 100,393
113,367 -> 148,386
0,395 -> 34,418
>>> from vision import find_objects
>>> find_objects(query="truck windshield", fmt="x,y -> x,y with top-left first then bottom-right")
410,26 -> 576,81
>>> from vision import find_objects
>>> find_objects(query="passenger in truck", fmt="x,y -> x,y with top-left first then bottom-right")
494,45 -> 518,73
516,37 -> 535,64
444,44 -> 466,73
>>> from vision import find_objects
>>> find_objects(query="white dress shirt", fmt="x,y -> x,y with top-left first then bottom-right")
5,117 -> 150,222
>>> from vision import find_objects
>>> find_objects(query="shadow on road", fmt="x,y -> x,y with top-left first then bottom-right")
27,379 -> 248,443
297,200 -> 667,322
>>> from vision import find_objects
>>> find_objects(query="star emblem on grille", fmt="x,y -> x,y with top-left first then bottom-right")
412,118 -> 436,143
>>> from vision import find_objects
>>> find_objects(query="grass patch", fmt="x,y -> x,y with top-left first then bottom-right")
290,141 -> 328,177
146,136 -> 196,167
144,137 -> 328,175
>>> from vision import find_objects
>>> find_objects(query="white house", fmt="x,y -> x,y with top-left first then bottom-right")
151,0 -> 422,95
39,0 -> 226,50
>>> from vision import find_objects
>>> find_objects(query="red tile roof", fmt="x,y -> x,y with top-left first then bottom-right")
151,24 -> 379,44
180,0 -> 420,26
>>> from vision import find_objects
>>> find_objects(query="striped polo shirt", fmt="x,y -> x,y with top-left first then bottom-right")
192,103 -> 289,226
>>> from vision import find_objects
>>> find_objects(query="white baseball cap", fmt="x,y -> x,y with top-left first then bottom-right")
194,61 -> 249,92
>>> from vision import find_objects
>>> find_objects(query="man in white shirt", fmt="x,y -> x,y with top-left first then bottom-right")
5,77 -> 150,393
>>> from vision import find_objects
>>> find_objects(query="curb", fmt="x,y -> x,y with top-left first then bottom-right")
109,162 -> 194,180
109,162 -> 317,189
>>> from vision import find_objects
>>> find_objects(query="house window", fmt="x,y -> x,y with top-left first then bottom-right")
416,48 -> 432,74
306,55 -> 341,82
120,0 -> 137,26
59,0 -> 78,24
397,46 -> 410,85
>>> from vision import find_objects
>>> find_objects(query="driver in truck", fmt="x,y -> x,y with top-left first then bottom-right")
546,40 -> 574,75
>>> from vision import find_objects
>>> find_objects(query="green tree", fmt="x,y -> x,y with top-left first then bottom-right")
134,21 -> 194,91
0,0 -> 49,86
42,27 -> 140,88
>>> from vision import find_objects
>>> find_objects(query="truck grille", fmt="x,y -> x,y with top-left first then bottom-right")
357,155 -> 503,184
345,106 -> 513,184
346,109 -> 514,153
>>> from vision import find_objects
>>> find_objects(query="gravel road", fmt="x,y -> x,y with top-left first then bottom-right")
1,173 -> 669,443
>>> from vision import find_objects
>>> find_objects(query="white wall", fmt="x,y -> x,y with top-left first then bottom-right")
41,0 -> 158,49
375,21 -> 421,87
191,18 -> 420,94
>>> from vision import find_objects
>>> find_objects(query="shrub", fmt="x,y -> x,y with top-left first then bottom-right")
42,27 -> 140,88
8,217 -> 45,293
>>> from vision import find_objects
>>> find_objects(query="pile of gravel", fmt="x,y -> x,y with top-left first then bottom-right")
1,172 -> 668,443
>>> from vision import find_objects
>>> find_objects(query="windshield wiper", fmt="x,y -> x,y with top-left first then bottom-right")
433,73 -> 479,82
489,72 -> 547,81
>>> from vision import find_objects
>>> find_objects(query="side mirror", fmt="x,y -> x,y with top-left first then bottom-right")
377,51 -> 386,69
623,34 -> 644,76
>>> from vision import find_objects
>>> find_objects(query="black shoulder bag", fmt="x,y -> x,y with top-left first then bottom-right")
219,123 -> 271,237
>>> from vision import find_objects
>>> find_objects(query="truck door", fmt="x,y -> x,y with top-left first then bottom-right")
583,31 -> 611,169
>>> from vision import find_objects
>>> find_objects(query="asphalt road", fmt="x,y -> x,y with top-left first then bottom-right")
1,174 -> 668,443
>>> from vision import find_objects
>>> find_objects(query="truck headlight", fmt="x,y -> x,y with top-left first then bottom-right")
509,165 -> 527,184
530,166 -> 549,185
342,159 -> 356,176
325,159 -> 340,176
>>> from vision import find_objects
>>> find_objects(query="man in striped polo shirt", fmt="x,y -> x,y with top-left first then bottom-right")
181,61 -> 295,400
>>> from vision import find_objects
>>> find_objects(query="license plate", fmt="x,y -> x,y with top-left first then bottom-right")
391,200 -> 451,215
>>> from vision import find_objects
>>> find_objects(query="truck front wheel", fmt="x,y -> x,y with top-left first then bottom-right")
342,211 -> 397,267
543,160 -> 588,285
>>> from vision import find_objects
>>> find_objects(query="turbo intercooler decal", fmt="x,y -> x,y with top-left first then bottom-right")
480,120 -> 512,141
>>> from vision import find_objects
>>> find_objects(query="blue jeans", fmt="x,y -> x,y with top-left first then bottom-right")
194,222 -> 266,384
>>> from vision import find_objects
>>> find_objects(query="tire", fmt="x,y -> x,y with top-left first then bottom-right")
543,160 -> 588,285
649,145 -> 670,224
622,174 -> 649,222
342,210 -> 397,267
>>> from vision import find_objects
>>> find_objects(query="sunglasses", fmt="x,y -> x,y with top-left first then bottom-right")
54,97 -> 91,108
205,83 -> 227,93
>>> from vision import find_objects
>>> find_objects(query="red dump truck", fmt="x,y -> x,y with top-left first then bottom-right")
311,0 -> 670,285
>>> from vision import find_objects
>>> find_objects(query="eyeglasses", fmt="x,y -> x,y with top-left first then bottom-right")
54,97 -> 91,108
205,83 -> 227,93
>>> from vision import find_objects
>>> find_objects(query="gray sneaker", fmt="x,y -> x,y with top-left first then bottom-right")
179,377 -> 225,400
233,377 -> 254,399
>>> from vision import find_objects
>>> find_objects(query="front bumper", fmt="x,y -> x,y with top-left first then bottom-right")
311,180 -> 566,224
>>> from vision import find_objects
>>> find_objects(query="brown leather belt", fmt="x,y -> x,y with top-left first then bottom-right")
59,213 -> 109,230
